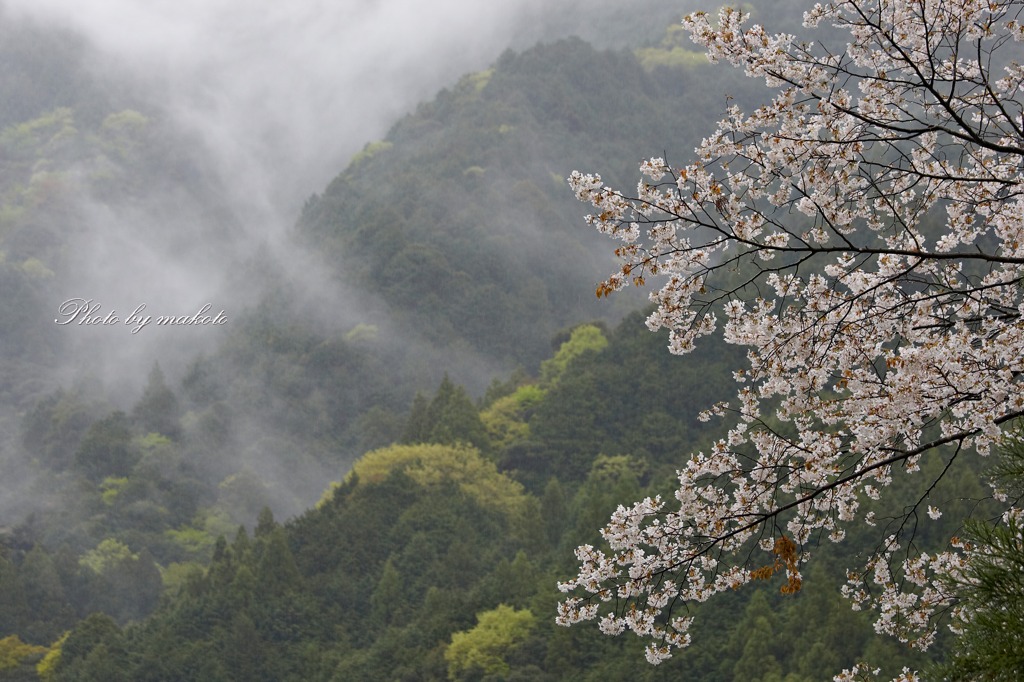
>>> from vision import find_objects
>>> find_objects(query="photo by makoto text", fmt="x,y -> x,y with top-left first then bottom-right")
54,298 -> 227,333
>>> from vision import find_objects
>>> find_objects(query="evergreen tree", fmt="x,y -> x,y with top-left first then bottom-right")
132,363 -> 182,440
427,375 -> 490,451
73,411 -> 135,482
401,377 -> 490,451
255,528 -> 301,595
723,591 -> 781,681
19,547 -> 66,641
932,434 -> 1024,680
0,554 -> 28,636
254,507 -> 277,540
369,558 -> 404,630
221,612 -> 266,682
49,613 -> 122,680
402,392 -> 432,444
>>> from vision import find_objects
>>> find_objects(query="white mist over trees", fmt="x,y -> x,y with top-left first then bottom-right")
3,0 -> 693,217
0,0 -> 703,416
7,0 -> 1023,678
558,1 -> 1024,677
0,0 -> 701,518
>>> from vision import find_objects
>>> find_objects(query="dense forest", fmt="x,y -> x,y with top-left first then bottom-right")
4,312 -> 966,680
0,0 -> 1012,679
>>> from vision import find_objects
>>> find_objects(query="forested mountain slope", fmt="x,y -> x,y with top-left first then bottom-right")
0,11 -> 238,417
14,313 -> 957,681
1,22 -> 758,523
295,37 -> 749,369
0,2 -> 1001,679
0,19 -> 765,671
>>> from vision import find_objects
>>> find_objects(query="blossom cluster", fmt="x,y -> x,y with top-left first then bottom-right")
559,1 -> 1024,675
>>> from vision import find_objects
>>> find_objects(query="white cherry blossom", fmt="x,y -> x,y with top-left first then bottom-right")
559,1 -> 1024,675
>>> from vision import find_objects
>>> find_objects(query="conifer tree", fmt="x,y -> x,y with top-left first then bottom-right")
933,434 -> 1024,680
132,363 -> 182,440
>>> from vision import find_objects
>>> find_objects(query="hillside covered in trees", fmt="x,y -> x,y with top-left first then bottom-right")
0,0 -> 1014,679
3,312 -> 960,681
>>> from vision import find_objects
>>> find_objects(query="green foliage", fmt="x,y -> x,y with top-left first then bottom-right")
421,375 -> 490,451
730,592 -> 784,682
348,140 -> 393,168
35,633 -> 66,682
5,274 -> 953,681
464,68 -> 494,94
0,635 -> 46,672
174,283 -> 417,502
20,547 -> 67,638
159,562 -> 205,595
132,363 -> 182,440
0,107 -> 77,159
296,37 -> 725,369
634,24 -> 709,72
540,324 -> 608,386
347,442 -> 528,518
402,392 -> 433,444
445,605 -> 536,680
98,477 -> 129,506
73,411 -> 135,482
256,527 -> 302,594
22,388 -> 107,471
480,384 -> 547,451
635,45 -> 709,71
74,541 -> 162,624
78,539 -> 134,575
18,257 -> 54,279
47,614 -> 125,682
343,323 -> 379,344
930,434 -> 1024,680
164,523 -> 220,561
216,470 -> 274,527
527,308 -> 742,482
569,455 -> 646,546
0,15 -> 101,130
0,13 -> 990,680
97,109 -> 149,160
369,558 -> 404,629
0,555 -> 27,635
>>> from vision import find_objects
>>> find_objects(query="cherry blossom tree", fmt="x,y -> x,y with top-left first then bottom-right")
557,0 -> 1024,672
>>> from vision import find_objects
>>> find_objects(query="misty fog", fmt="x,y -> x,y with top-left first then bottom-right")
0,0 -> 710,522
0,4 -> 958,678
8,0 -> 695,216
2,0 -> 696,384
